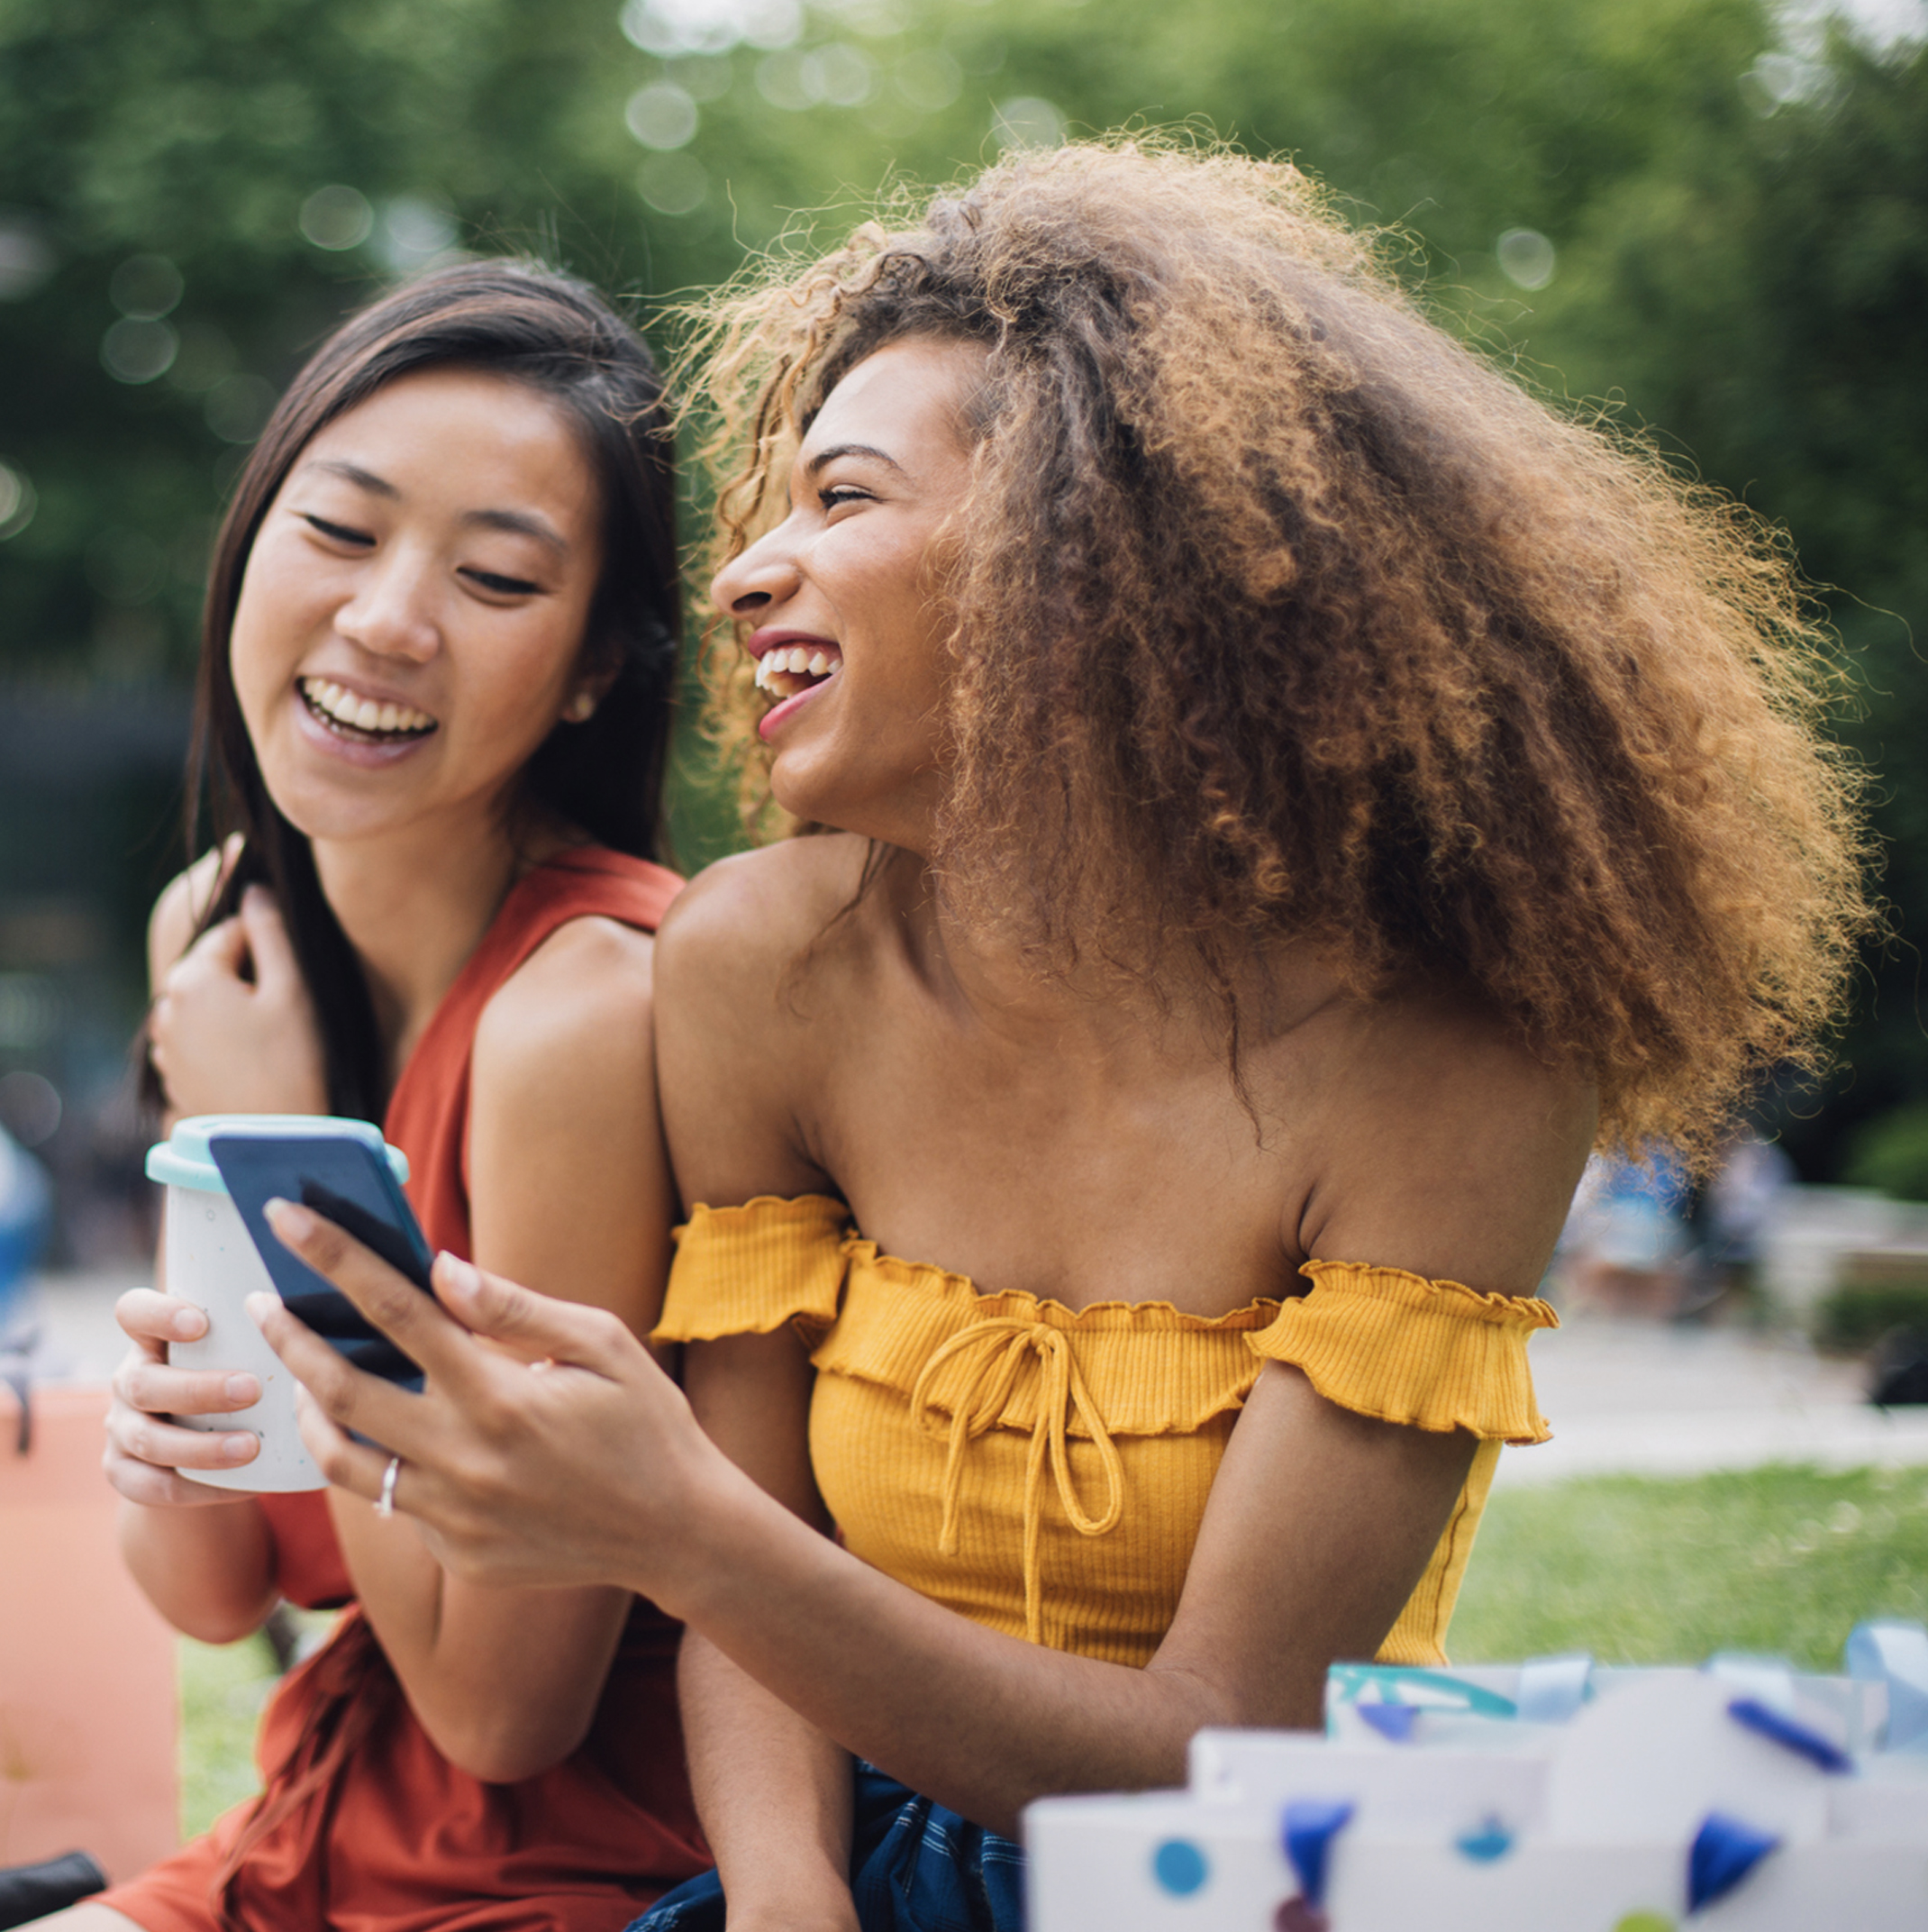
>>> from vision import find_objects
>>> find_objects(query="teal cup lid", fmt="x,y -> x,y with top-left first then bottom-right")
146,1114 -> 410,1195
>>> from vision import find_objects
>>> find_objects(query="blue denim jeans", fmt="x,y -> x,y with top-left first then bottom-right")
626,1763 -> 1026,1932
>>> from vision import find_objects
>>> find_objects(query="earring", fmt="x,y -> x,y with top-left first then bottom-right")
563,690 -> 597,724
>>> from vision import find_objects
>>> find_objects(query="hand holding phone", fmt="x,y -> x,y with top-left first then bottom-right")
208,1121 -> 433,1390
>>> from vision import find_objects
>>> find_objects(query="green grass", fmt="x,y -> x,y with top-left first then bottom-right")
173,1467 -> 1928,1839
177,1631 -> 276,1838
1451,1463 -> 1928,1668
177,1609 -> 336,1838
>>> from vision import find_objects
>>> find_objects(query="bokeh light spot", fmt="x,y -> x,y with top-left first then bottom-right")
755,49 -> 814,109
639,152 -> 710,215
622,0 -> 800,57
378,197 -> 459,274
818,0 -> 909,35
101,317 -> 179,384
802,42 -> 874,106
300,184 -> 375,251
626,81 -> 701,149
205,373 -> 278,444
168,322 -> 239,395
0,460 -> 35,541
0,1071 -> 61,1150
0,215 -> 56,302
991,96 -> 1064,150
109,254 -> 183,320
895,48 -> 961,111
1497,227 -> 1557,290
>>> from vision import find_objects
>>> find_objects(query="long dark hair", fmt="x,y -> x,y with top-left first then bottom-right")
165,259 -> 680,1121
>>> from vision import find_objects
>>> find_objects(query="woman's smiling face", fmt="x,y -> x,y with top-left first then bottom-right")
230,365 -> 605,850
711,335 -> 986,850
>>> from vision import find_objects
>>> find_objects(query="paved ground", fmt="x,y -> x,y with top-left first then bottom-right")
10,1265 -> 134,1385
14,1266 -> 1928,1486
1497,1308 -> 1928,1488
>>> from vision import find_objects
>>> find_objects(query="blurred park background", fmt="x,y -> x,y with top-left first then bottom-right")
1,0 -> 1926,1267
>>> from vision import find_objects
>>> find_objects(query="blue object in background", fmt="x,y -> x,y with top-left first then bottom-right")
1280,1801 -> 1353,1909
0,1125 -> 51,1341
1846,1619 -> 1928,1753
1357,1703 -> 1419,1743
1687,1812 -> 1780,1912
1514,1654 -> 1595,1724
1724,1698 -> 1853,1774
1453,1817 -> 1515,1863
1150,1838 -> 1209,1897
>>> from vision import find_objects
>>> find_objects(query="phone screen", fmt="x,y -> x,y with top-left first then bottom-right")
209,1129 -> 434,1388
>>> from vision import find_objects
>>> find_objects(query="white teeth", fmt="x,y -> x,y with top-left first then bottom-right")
300,678 -> 434,735
750,647 -> 841,698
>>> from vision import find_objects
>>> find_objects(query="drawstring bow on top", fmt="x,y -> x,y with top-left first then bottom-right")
908,1317 -> 1125,1645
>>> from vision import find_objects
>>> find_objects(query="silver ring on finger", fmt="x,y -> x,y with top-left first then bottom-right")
376,1454 -> 402,1520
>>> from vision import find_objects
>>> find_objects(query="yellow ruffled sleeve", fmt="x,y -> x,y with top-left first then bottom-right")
1248,1259 -> 1557,1444
653,1194 -> 851,1346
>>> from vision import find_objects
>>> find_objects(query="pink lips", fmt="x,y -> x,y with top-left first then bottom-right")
756,683 -> 827,742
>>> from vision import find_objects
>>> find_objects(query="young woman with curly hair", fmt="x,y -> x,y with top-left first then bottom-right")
250,141 -> 1868,1932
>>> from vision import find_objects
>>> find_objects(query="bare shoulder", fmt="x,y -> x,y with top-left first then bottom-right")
466,913 -> 675,1321
472,913 -> 658,1101
652,836 -> 871,1203
1297,987 -> 1597,1293
147,847 -> 232,985
654,834 -> 874,1008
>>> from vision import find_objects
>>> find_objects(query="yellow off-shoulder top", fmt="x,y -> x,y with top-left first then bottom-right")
655,1196 -> 1557,1669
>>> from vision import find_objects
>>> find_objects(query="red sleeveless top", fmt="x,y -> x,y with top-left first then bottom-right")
105,849 -> 707,1932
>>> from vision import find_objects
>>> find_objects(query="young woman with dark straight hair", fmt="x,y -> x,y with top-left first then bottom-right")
52,260 -> 707,1932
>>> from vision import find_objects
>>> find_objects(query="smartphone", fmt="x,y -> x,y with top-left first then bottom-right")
208,1120 -> 433,1389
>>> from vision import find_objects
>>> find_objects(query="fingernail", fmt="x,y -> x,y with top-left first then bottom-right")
246,1292 -> 277,1327
434,1251 -> 480,1296
224,1432 -> 259,1462
173,1308 -> 205,1340
263,1198 -> 314,1241
226,1373 -> 259,1404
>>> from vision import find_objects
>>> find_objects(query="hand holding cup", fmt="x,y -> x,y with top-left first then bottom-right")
105,1288 -> 264,1506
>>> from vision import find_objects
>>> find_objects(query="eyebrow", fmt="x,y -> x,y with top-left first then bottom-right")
460,506 -> 569,555
302,457 -> 397,497
296,458 -> 569,555
803,442 -> 907,478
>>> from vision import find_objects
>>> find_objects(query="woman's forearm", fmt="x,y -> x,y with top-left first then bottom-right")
659,1465 -> 1229,1836
333,1490 -> 632,1784
652,1366 -> 1467,1835
680,1633 -> 859,1929
117,1495 -> 278,1644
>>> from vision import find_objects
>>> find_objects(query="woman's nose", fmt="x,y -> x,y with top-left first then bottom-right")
333,548 -> 440,661
711,522 -> 801,621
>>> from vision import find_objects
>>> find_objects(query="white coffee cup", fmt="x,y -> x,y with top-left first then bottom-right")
145,1114 -> 411,1493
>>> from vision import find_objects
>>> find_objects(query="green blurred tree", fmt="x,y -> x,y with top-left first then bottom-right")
1,0 -> 1921,1162
1522,34 -> 1928,1161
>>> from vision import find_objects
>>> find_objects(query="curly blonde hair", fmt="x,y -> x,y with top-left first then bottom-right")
675,136 -> 1870,1155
